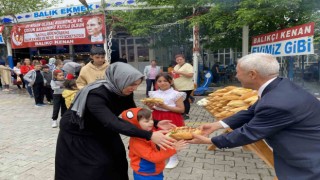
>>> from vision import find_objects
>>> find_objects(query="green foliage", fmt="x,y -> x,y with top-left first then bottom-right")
112,0 -> 319,50
0,0 -> 62,17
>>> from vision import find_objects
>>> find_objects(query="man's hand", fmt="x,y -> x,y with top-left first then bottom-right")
188,133 -> 212,144
151,130 -> 176,150
157,120 -> 177,130
199,122 -> 223,136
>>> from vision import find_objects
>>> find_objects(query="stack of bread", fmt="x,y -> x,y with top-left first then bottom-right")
198,86 -> 258,120
198,87 -> 276,174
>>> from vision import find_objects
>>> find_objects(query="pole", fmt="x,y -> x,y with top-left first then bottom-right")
192,8 -> 201,86
69,45 -> 74,61
242,26 -> 249,57
5,26 -> 13,68
101,0 -> 108,61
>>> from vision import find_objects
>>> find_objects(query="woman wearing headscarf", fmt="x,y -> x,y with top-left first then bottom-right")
48,58 -> 56,71
55,62 -> 176,180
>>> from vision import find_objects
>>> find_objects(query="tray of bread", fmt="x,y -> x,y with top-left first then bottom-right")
166,126 -> 202,140
140,98 -> 164,104
197,86 -> 258,120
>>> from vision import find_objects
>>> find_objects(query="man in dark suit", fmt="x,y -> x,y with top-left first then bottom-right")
190,53 -> 320,180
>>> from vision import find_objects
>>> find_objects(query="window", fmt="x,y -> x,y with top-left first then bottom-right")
137,46 -> 149,62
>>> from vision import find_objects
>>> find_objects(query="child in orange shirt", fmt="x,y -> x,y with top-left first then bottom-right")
121,108 -> 187,180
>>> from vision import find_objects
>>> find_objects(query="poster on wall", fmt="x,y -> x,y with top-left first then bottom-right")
251,22 -> 315,57
0,26 -> 4,44
11,14 -> 106,49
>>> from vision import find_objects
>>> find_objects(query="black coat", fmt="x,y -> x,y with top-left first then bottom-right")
55,86 -> 152,180
212,78 -> 320,180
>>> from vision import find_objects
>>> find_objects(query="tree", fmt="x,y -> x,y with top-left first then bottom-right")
0,0 -> 61,17
0,0 -> 61,65
199,0 -> 320,50
111,0 -> 320,51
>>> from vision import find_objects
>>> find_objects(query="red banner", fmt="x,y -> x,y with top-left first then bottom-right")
11,14 -> 106,49
252,22 -> 315,46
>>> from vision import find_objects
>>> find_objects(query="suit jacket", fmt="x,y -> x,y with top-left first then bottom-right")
212,77 -> 320,180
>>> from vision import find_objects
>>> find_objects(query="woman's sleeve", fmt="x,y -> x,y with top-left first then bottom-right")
86,92 -> 152,140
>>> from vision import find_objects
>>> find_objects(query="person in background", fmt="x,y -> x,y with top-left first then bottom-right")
190,53 -> 320,180
172,54 -> 194,120
21,58 -> 34,97
62,79 -> 79,109
147,72 -> 186,169
143,60 -> 162,97
40,59 -> 47,66
167,61 -> 176,75
76,47 -> 108,89
12,62 -> 23,89
32,59 -> 39,66
211,61 -> 220,85
121,107 -> 187,180
0,62 -> 12,91
50,69 -> 67,128
120,54 -> 128,63
48,58 -> 56,71
23,62 -> 46,107
42,65 -> 53,105
54,59 -> 64,71
62,61 -> 83,80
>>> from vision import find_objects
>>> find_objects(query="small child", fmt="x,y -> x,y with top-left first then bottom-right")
62,79 -> 78,109
147,72 -> 186,169
50,69 -> 67,128
42,65 -> 53,104
23,62 -> 46,106
121,108 -> 187,180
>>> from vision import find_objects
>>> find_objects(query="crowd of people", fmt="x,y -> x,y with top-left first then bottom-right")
2,51 -> 320,180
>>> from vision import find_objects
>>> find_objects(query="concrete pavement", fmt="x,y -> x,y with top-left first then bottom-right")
0,82 -> 276,180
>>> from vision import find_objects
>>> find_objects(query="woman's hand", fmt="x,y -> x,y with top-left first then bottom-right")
157,120 -> 176,130
151,130 -> 176,150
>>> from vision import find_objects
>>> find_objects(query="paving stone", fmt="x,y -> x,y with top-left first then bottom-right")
182,161 -> 204,169
215,159 -> 235,166
225,165 -> 247,173
246,168 -> 270,175
178,172 -> 203,180
236,172 -> 261,180
214,171 -> 237,178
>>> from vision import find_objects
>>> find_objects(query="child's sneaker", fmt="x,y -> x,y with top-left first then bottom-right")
165,155 -> 179,169
52,120 -> 58,128
35,104 -> 41,107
